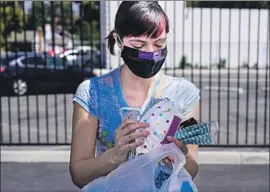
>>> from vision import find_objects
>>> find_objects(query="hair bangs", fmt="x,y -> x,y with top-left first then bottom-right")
117,3 -> 169,39
139,11 -> 168,38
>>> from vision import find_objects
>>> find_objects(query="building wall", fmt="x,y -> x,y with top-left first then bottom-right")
102,1 -> 269,69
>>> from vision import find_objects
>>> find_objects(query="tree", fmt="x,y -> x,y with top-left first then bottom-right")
0,2 -> 24,38
26,1 -> 73,31
74,19 -> 99,41
25,2 -> 49,30
48,1 -> 73,29
81,1 -> 100,41
73,1 -> 100,41
78,21 -> 91,41
24,1 -> 100,47
80,1 -> 100,22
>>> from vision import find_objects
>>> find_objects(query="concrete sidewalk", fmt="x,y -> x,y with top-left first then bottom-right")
1,147 -> 269,192
1,163 -> 269,192
1,146 -> 269,165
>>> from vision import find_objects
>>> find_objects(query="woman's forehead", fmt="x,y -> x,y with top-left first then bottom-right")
127,30 -> 166,42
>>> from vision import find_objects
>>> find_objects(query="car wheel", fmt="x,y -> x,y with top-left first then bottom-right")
12,78 -> 28,96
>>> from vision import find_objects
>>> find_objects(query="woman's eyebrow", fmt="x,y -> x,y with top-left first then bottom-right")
129,39 -> 146,43
154,37 -> 166,42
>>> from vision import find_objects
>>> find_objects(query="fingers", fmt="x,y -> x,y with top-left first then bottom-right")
167,136 -> 188,155
167,155 -> 175,163
115,120 -> 148,135
164,158 -> 173,168
115,121 -> 149,143
120,140 -> 145,154
120,122 -> 149,137
114,121 -> 150,155
116,119 -> 138,132
118,130 -> 150,146
112,120 -> 150,163
115,120 -> 137,142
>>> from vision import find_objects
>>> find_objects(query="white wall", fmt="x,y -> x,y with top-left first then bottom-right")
103,1 -> 269,69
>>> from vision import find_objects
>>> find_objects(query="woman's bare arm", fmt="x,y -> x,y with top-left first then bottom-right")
184,101 -> 200,179
69,103 -> 119,189
167,101 -> 200,179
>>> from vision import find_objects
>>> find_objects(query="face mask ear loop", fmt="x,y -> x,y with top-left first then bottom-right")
115,34 -> 124,51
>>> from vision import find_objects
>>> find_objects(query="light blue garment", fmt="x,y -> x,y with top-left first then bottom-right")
73,66 -> 200,156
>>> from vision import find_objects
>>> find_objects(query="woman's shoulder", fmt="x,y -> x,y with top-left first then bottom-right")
76,68 -> 118,91
163,75 -> 200,95
161,75 -> 200,118
73,68 -> 117,118
74,78 -> 96,98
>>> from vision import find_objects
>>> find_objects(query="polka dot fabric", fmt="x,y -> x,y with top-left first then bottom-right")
135,98 -> 182,156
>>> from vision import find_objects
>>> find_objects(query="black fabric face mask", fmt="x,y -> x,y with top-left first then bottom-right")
120,46 -> 168,78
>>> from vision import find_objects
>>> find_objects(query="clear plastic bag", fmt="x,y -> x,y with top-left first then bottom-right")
160,167 -> 198,192
81,143 -> 194,192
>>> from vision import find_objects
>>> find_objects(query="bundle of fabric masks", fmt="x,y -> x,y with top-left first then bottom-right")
127,97 -> 219,159
82,97 -> 219,192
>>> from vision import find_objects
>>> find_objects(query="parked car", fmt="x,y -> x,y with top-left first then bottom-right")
0,52 -> 96,96
58,46 -> 105,69
58,46 -> 94,62
0,52 -> 28,67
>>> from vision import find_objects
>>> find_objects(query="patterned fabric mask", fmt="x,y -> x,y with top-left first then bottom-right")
130,98 -> 219,158
175,121 -> 219,145
135,98 -> 183,157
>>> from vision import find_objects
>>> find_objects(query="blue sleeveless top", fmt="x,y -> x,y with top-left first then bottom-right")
73,66 -> 200,156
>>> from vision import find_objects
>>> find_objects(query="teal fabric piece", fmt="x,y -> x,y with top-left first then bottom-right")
181,133 -> 212,145
175,122 -> 213,145
176,122 -> 209,140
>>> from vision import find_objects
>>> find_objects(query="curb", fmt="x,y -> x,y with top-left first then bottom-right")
198,151 -> 269,165
1,150 -> 269,165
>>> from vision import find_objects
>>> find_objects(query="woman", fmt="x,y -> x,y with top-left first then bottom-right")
70,1 -> 200,189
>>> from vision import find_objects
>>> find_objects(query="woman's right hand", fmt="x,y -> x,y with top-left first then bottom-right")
110,120 -> 150,165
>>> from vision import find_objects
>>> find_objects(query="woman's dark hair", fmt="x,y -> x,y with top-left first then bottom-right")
106,1 -> 169,55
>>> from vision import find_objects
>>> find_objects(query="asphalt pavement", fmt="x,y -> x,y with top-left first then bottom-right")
1,70 -> 269,145
1,163 -> 269,192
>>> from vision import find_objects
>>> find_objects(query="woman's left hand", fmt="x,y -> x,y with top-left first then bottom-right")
167,136 -> 188,155
163,136 -> 188,167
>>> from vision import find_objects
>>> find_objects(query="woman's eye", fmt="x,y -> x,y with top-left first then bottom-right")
155,45 -> 164,48
131,43 -> 144,49
132,45 -> 143,49
130,42 -> 144,49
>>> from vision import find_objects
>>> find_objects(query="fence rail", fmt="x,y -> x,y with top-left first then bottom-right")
0,1 -> 269,147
